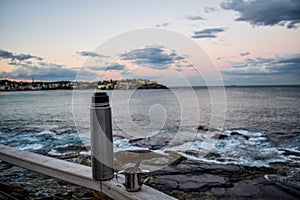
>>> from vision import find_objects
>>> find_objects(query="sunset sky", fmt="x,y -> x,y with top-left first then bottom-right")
0,0 -> 299,86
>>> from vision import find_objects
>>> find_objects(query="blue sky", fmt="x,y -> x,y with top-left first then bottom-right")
0,0 -> 299,86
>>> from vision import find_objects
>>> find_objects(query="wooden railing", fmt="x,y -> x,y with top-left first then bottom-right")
0,144 -> 177,200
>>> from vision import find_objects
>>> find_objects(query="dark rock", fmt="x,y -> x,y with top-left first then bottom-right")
211,187 -> 226,196
72,187 -> 94,198
231,131 -> 250,140
197,125 -> 220,133
0,160 -> 94,200
147,159 -> 299,200
0,182 -> 28,199
216,134 -> 229,139
252,176 -> 268,184
280,148 -> 300,157
180,174 -> 226,190
197,125 -> 208,131
265,173 -> 300,197
169,156 -> 187,166
132,135 -> 173,150
77,156 -> 91,166
226,181 -> 260,197
257,184 -> 298,200
53,144 -> 86,152
128,138 -> 144,143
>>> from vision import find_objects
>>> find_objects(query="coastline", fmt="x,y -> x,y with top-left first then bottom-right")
0,79 -> 168,92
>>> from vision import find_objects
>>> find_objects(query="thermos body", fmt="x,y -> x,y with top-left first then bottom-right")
90,92 -> 114,181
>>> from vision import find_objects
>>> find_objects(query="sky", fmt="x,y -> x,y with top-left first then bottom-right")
0,0 -> 300,86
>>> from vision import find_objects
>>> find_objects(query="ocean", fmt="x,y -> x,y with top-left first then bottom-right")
0,87 -> 299,169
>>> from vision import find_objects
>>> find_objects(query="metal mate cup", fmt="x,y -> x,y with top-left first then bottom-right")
116,167 -> 150,192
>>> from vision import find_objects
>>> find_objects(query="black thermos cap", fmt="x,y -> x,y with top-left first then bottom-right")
92,92 -> 109,104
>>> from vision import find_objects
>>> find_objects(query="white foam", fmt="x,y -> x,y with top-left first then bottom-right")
155,128 -> 291,168
48,149 -> 75,156
231,129 -> 263,137
36,130 -> 56,136
282,147 -> 300,153
249,136 -> 267,141
113,137 -> 149,152
19,143 -> 44,151
79,150 -> 91,156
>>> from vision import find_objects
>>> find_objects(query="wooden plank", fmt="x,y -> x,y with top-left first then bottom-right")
0,144 -> 177,200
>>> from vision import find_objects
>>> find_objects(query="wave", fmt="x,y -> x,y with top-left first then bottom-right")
114,128 -> 298,168
0,129 -> 83,153
114,136 -> 150,152
19,143 -> 44,151
1,127 -> 299,168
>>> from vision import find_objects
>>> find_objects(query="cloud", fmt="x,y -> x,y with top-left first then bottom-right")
204,6 -> 217,13
38,61 -> 64,68
0,61 -> 77,80
222,52 -> 300,76
0,49 -> 78,80
87,63 -> 125,71
106,64 -> 125,71
221,0 -> 300,29
230,61 -> 248,68
185,15 -> 204,20
121,71 -> 163,80
155,22 -> 170,27
0,49 -> 43,61
240,52 -> 250,56
120,47 -> 185,70
76,51 -> 108,58
191,27 -> 226,38
86,66 -> 104,71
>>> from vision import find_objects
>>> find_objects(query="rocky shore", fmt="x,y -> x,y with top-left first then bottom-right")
147,159 -> 299,200
0,144 -> 299,200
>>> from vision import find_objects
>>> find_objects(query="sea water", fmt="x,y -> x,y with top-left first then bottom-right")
0,87 -> 299,168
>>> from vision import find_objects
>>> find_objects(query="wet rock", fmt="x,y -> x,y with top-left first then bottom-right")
0,161 -> 94,200
128,137 -> 144,143
168,155 -> 187,166
197,125 -> 208,131
130,133 -> 175,150
0,182 -> 28,199
280,148 -> 300,157
257,184 -> 298,200
197,125 -> 219,132
52,144 -> 87,153
231,131 -> 250,140
77,156 -> 91,166
226,181 -> 260,197
265,172 -> 300,197
215,134 -> 229,139
210,187 -> 226,196
183,174 -> 226,190
147,159 -> 299,200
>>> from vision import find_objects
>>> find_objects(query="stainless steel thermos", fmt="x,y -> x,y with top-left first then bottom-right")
90,92 -> 114,180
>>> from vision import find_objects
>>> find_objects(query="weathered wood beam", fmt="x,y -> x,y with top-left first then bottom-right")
0,144 -> 177,200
